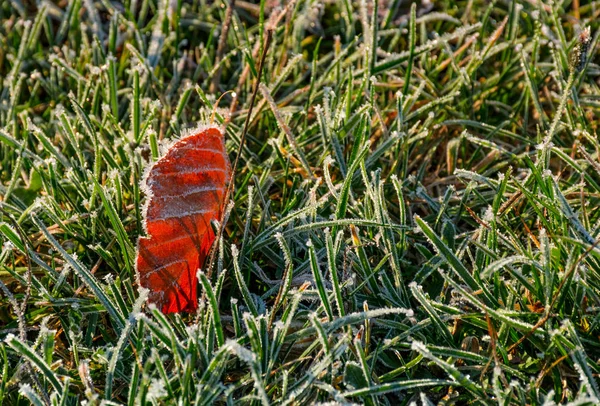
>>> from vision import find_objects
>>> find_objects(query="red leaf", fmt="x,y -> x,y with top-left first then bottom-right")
136,126 -> 231,314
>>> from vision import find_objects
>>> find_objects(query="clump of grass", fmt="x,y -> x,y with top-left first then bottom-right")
1,0 -> 600,404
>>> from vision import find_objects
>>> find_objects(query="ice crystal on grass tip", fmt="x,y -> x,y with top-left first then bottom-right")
103,273 -> 114,285
89,65 -> 102,75
482,206 -> 494,223
147,378 -> 168,401
225,340 -> 256,364
542,169 -> 554,179
411,340 -> 428,354
18,384 -> 38,402
2,240 -> 15,252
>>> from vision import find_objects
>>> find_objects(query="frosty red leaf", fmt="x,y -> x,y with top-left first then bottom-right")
136,126 -> 231,314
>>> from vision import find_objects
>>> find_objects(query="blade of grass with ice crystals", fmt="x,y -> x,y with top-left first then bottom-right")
270,232 -> 295,327
132,69 -> 142,143
18,384 -> 45,406
409,283 -> 453,345
343,379 -> 456,398
231,244 -> 259,317
402,4 -> 417,96
241,186 -> 255,256
411,341 -> 486,398
269,291 -> 303,373
480,255 -> 536,281
70,98 -> 101,208
325,229 -> 345,317
308,239 -> 333,321
107,56 -> 119,119
199,272 -> 225,347
414,215 -> 496,307
105,316 -> 136,399
310,313 -> 331,357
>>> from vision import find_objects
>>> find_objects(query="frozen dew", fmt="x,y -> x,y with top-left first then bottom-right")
2,240 -> 15,252
147,378 -> 168,401
482,206 -> 494,223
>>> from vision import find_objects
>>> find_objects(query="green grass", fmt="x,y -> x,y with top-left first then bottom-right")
1,0 -> 600,404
